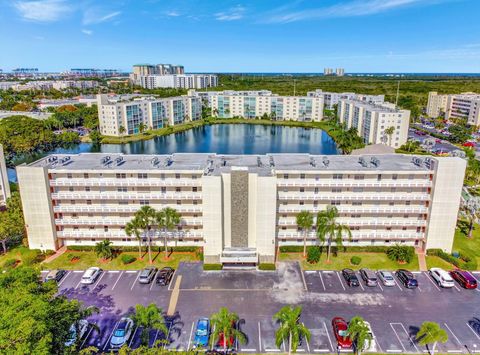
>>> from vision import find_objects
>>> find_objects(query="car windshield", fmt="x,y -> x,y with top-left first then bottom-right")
197,328 -> 208,336
384,274 -> 393,280
140,269 -> 151,277
338,330 -> 348,337
114,329 -> 125,338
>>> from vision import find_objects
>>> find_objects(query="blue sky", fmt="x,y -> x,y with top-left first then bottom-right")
0,0 -> 479,73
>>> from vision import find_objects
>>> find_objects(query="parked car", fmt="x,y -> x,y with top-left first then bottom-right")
463,142 -> 475,147
342,268 -> 360,287
450,270 -> 478,289
80,267 -> 102,285
395,269 -> 418,289
359,268 -> 378,287
193,318 -> 210,349
362,321 -> 377,352
332,317 -> 352,349
65,319 -> 89,347
429,268 -> 455,288
138,266 -> 158,284
156,267 -> 175,286
110,317 -> 134,349
45,269 -> 67,283
377,270 -> 396,287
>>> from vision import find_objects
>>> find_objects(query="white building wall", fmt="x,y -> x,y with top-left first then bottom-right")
201,176 -> 224,263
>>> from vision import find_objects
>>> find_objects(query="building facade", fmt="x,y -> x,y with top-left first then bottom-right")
427,91 -> 480,125
307,89 -> 385,109
338,99 -> 410,148
426,91 -> 449,118
97,94 -> 202,136
199,90 -> 324,121
0,145 -> 10,206
17,152 -> 465,264
139,74 -> 218,90
131,64 -> 186,85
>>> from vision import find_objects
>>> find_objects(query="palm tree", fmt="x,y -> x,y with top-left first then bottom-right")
273,306 -> 310,355
134,206 -> 158,264
347,316 -> 373,355
296,211 -> 314,257
462,198 -> 480,238
384,126 -> 395,146
157,207 -> 181,258
94,239 -> 114,260
138,122 -> 147,134
416,321 -> 448,355
316,206 -> 352,262
132,303 -> 168,347
210,307 -> 246,354
125,217 -> 144,259
119,125 -> 126,135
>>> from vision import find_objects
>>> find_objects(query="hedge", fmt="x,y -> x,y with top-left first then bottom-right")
279,246 -> 304,253
67,245 -> 200,253
307,247 -> 321,264
280,245 -> 391,253
427,248 -> 478,270
258,263 -> 276,271
203,263 -> 222,271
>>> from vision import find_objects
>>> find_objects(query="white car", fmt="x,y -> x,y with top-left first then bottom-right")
429,267 -> 455,288
110,317 -> 134,348
363,321 -> 377,352
377,270 -> 396,287
81,267 -> 102,284
65,319 -> 89,347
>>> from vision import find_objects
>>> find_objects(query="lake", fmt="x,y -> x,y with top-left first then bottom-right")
9,124 -> 338,181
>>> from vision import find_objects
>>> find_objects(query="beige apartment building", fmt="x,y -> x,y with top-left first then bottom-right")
201,90 -> 324,121
97,94 -> 202,136
17,152 -> 465,265
426,91 -> 480,125
338,99 -> 410,148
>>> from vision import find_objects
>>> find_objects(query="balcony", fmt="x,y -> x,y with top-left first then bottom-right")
277,192 -> 430,202
51,192 -> 202,200
276,231 -> 424,240
277,179 -> 432,188
56,230 -> 204,239
53,205 -> 203,213
55,218 -> 203,226
277,219 -> 427,227
50,178 -> 201,187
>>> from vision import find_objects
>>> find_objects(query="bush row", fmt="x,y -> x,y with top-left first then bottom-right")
427,248 -> 478,270
67,245 -> 200,253
258,263 -> 276,271
203,264 -> 222,271
279,245 -> 391,253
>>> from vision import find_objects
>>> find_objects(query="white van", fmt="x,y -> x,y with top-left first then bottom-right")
429,268 -> 454,288
81,267 -> 102,284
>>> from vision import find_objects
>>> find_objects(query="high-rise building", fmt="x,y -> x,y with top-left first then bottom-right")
338,99 -> 410,148
324,68 -> 334,76
426,91 -> 480,125
17,152 -> 465,264
336,68 -> 345,77
139,74 -> 218,89
97,93 -> 202,136
307,89 -> 385,109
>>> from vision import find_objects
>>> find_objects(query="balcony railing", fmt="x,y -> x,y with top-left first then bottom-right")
277,219 -> 427,227
56,231 -> 204,239
55,218 -> 203,226
51,192 -> 202,200
53,205 -> 203,213
277,179 -> 432,188
277,192 -> 430,202
50,178 -> 201,187
276,231 -> 424,239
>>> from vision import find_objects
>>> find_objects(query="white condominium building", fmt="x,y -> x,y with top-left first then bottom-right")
97,94 -> 202,136
426,91 -> 480,125
139,74 -> 218,90
17,152 -> 465,265
199,90 -> 324,121
307,89 -> 385,109
0,145 -> 10,206
338,99 -> 410,148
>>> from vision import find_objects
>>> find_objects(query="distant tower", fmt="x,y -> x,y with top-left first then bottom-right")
323,68 -> 333,76
335,68 -> 345,77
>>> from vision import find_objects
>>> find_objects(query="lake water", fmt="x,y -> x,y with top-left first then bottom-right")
9,124 -> 338,181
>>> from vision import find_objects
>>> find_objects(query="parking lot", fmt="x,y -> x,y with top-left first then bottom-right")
42,263 -> 480,353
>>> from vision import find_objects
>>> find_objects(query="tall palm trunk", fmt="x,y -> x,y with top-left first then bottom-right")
468,217 -> 474,238
137,237 -> 142,259
288,331 -> 292,355
164,229 -> 168,259
223,326 -> 227,354
327,236 -> 332,262
303,229 -> 307,257
147,229 -> 152,264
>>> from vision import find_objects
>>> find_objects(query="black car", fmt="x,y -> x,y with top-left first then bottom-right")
156,267 -> 175,286
138,266 -> 158,284
45,269 -> 67,282
342,268 -> 360,287
396,269 -> 418,289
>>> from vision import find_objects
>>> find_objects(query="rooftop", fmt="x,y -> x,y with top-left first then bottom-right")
25,152 -> 439,175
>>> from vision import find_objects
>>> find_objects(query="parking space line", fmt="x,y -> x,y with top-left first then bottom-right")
57,271 -> 71,287
168,269 -> 178,291
125,270 -> 136,273
336,272 -> 346,291
111,271 -> 124,290
241,349 -> 257,352
258,322 -> 262,353
74,277 -> 83,290
210,324 -> 216,350
187,321 -> 194,350
80,322 -> 95,348
378,281 -> 384,292
313,349 -> 330,352
150,278 -> 157,291
73,270 -> 84,273
453,284 -> 461,292
300,267 -> 308,291
323,322 -> 334,351
425,272 -> 442,291
302,322 -> 310,353
356,273 -> 365,291
103,321 -> 120,351
466,322 -> 480,340
130,271 -> 140,291
164,322 -> 173,349
386,350 -> 403,353
444,323 -> 462,345
393,277 -> 403,291
397,322 -> 420,352
390,323 -> 407,352
92,271 -> 106,289
318,272 -> 326,291
128,326 -> 139,347
108,270 -> 120,273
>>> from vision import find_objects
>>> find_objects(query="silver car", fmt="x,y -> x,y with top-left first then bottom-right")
110,317 -> 134,348
378,270 -> 396,287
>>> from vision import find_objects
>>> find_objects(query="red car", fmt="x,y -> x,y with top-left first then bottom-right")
217,322 -> 235,349
463,142 -> 475,147
332,317 -> 352,349
450,270 -> 478,289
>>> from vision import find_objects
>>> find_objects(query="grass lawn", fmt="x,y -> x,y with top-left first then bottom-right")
0,246 -> 45,269
42,250 -> 200,271
453,221 -> 480,266
279,252 -> 419,271
425,255 -> 456,270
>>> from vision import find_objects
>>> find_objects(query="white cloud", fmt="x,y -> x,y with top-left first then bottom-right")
215,5 -> 245,21
83,9 -> 121,25
81,29 -> 93,35
14,0 -> 73,22
264,0 -> 453,23
165,10 -> 180,17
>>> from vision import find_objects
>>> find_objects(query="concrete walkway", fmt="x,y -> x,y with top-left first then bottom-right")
416,249 -> 428,271
41,246 -> 67,264
167,275 -> 182,316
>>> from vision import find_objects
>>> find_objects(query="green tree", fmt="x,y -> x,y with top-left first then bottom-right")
0,192 -> 25,253
384,126 -> 395,146
347,316 -> 373,355
296,211 -> 314,257
125,217 -> 144,259
386,244 -> 414,263
273,306 -> 310,355
134,206 -> 158,264
94,239 -> 114,260
138,122 -> 147,134
399,140 -> 420,153
416,321 -> 448,355
316,206 -> 352,262
89,130 -> 102,145
132,303 -> 168,347
210,307 -> 246,354
157,207 -> 181,258
119,125 -> 126,135
68,305 -> 100,351
462,198 -> 480,238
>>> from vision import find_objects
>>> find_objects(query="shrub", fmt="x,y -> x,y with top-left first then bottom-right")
307,246 -> 321,264
386,244 -> 415,263
3,258 -> 18,269
22,253 -> 38,266
66,253 -> 80,262
121,254 -> 136,265
258,263 -> 276,271
279,246 -> 304,253
350,256 -> 362,265
203,263 -> 222,271
342,246 -> 389,253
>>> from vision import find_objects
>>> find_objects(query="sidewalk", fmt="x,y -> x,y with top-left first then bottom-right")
42,246 -> 67,264
416,248 -> 427,271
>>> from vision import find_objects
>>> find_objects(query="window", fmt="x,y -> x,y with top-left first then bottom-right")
140,200 -> 149,205
116,173 -> 126,179
352,201 -> 362,206
392,174 -> 398,180
192,187 -> 197,192
300,188 -> 305,192
85,186 -> 91,192
161,187 -> 166,193
67,173 -> 72,179
68,187 -> 74,192
300,174 -> 305,179
331,200 -> 341,206
87,200 -> 92,205
353,187 -> 363,193
117,187 -> 127,192
354,174 -> 364,180
138,173 -> 148,179
333,174 -> 343,180
175,173 -> 180,179
176,200 -> 181,205
176,187 -> 181,192
284,174 -> 289,179
104,226 -> 108,232
332,188 -> 342,193
118,200 -> 128,205
406,201 -> 411,205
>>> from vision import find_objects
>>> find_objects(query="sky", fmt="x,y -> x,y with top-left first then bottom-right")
0,0 -> 479,73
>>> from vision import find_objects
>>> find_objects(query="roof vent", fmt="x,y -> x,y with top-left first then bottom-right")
115,156 -> 124,166
310,157 -> 316,167
151,157 -> 159,167
370,157 -> 380,167
412,157 -> 422,166
269,156 -> 275,167
257,157 -> 263,167
322,156 -> 329,167
358,157 -> 368,167
164,156 -> 173,167
424,157 -> 433,169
